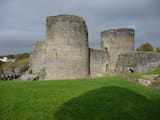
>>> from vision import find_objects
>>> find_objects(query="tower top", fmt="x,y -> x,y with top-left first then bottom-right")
47,14 -> 85,24
101,28 -> 135,34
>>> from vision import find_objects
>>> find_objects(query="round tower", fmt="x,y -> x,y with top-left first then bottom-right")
45,14 -> 89,80
101,28 -> 135,73
101,28 -> 135,53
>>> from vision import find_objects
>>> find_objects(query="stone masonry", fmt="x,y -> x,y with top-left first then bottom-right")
30,14 -> 160,80
89,48 -> 109,77
29,41 -> 46,74
30,14 -> 89,80
45,15 -> 89,80
101,28 -> 135,74
116,52 -> 160,73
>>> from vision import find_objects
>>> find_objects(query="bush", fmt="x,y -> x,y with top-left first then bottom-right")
137,43 -> 154,52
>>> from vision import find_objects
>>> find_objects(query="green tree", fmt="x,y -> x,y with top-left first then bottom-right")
156,47 -> 160,53
136,42 -> 154,52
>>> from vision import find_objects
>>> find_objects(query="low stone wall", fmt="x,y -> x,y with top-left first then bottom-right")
116,52 -> 160,73
119,73 -> 160,89
136,61 -> 160,73
89,48 -> 109,77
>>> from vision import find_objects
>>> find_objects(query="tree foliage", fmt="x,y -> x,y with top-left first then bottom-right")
136,43 -> 154,52
156,48 -> 160,53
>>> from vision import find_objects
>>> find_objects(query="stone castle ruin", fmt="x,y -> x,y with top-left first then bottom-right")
30,14 -> 160,80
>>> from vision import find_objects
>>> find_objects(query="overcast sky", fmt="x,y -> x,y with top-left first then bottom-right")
0,0 -> 160,55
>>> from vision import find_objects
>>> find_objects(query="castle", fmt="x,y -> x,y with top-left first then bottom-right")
29,14 -> 160,80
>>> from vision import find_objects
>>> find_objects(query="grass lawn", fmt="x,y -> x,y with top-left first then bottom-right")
0,76 -> 160,120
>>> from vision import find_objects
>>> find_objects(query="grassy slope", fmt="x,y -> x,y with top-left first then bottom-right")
0,53 -> 29,74
142,68 -> 160,75
126,68 -> 160,78
0,76 -> 160,120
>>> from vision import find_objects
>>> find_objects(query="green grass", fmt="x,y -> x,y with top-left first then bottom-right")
0,53 -> 29,74
0,76 -> 160,120
125,72 -> 143,79
142,68 -> 160,75
125,68 -> 160,79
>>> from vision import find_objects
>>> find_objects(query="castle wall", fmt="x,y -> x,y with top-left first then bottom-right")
116,52 -> 160,73
89,48 -> 109,77
45,14 -> 89,80
101,28 -> 135,73
29,41 -> 46,74
29,14 -> 160,80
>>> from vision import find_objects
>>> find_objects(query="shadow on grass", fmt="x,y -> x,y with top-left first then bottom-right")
55,86 -> 160,120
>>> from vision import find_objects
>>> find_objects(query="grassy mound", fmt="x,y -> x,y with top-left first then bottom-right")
0,76 -> 160,120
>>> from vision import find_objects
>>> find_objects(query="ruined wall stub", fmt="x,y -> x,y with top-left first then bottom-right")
45,14 -> 89,80
116,52 -> 160,73
101,28 -> 135,73
30,41 -> 46,74
89,48 -> 109,77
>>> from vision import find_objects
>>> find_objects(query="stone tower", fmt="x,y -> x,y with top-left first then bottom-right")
101,28 -> 135,73
45,14 -> 89,80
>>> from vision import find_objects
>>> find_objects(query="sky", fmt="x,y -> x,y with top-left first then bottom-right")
0,0 -> 160,55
